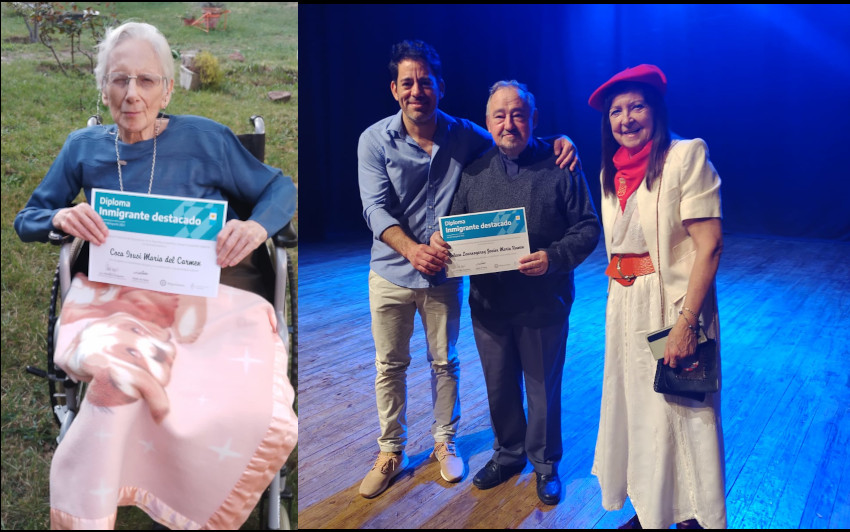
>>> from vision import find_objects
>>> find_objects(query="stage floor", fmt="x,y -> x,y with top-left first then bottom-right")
297,234 -> 850,529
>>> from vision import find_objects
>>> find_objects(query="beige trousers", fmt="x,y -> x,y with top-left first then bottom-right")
368,270 -> 462,452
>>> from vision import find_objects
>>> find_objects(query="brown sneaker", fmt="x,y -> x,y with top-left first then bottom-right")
358,451 -> 409,498
431,441 -> 464,482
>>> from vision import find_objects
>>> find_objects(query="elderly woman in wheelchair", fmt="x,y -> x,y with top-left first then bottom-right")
13,21 -> 297,530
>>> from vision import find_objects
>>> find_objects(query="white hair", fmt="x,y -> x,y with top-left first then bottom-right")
94,21 -> 174,91
486,80 -> 536,118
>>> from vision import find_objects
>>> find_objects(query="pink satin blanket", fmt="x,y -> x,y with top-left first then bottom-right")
49,274 -> 297,529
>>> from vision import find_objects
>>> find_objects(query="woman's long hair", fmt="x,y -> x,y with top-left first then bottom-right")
600,82 -> 672,197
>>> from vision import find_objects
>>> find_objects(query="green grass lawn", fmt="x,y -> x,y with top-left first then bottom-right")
1,2 -> 298,529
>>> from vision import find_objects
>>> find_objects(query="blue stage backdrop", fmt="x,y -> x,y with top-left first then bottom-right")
299,4 -> 850,243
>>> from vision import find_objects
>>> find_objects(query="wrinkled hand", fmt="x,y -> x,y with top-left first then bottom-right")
216,219 -> 267,267
663,320 -> 698,369
518,250 -> 549,276
405,241 -> 449,275
553,136 -> 582,173
52,203 -> 109,246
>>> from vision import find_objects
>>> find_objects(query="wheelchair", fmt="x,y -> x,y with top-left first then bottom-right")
25,114 -> 297,530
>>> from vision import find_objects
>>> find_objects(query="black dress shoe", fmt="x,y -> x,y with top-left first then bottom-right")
472,459 -> 525,490
535,472 -> 560,505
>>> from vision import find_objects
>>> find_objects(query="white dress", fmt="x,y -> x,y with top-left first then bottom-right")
592,139 -> 727,529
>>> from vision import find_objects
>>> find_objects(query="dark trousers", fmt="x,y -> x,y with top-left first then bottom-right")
471,311 -> 569,475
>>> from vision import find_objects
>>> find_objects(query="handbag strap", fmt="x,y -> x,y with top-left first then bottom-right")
655,164 -> 665,327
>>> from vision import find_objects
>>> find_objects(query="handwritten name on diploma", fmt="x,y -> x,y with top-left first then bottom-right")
452,245 -> 527,257
108,248 -> 203,266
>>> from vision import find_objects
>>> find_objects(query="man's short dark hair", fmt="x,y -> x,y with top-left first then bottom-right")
389,40 -> 443,83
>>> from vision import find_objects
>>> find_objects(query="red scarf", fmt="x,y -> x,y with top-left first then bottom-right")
612,141 -> 652,212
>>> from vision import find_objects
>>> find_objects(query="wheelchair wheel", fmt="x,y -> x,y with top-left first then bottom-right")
258,465 -> 293,530
286,252 -> 297,384
46,262 -> 86,441
49,377 -> 86,443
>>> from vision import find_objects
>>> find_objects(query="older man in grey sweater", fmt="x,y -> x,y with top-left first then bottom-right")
432,80 -> 600,505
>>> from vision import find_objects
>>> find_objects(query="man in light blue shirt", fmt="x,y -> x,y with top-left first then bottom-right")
357,40 -> 576,498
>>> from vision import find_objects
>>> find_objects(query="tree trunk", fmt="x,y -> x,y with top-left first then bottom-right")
40,34 -> 68,77
23,17 -> 39,43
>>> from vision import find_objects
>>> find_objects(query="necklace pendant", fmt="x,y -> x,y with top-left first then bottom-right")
116,117 -> 159,194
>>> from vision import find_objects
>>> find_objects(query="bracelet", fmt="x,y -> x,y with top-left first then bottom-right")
678,310 -> 700,334
682,306 -> 699,322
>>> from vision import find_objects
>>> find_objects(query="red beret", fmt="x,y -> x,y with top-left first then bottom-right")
588,64 -> 667,111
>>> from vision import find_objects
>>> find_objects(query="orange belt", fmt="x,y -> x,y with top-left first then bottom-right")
605,253 -> 655,286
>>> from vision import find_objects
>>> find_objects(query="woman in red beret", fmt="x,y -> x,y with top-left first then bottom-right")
588,65 -> 726,529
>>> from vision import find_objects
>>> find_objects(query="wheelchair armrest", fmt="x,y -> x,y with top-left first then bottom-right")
272,244 -> 290,354
50,230 -> 85,300
49,230 -> 75,246
268,221 -> 295,363
273,220 -> 297,249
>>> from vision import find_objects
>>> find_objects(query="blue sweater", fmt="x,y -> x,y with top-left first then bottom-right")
14,114 -> 296,243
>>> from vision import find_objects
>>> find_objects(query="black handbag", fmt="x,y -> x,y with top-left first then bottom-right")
649,180 -> 720,403
653,338 -> 718,402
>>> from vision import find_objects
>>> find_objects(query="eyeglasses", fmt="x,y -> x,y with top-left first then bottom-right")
105,72 -> 165,91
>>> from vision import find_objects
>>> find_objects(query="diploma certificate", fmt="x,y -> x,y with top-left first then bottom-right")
439,208 -> 530,278
89,189 -> 227,297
